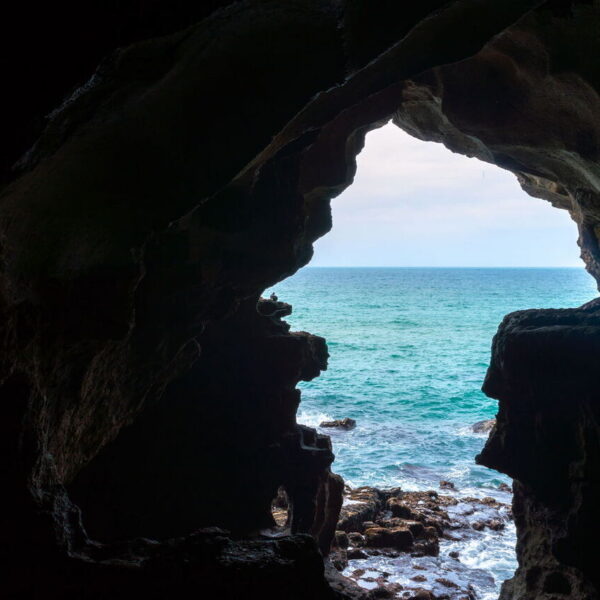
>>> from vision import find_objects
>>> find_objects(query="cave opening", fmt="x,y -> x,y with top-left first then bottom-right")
4,3 -> 600,599
265,123 -> 597,599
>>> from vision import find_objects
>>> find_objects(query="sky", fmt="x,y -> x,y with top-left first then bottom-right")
311,122 -> 583,267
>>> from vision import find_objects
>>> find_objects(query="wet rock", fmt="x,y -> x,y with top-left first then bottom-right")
436,578 -> 459,589
364,526 -> 414,551
409,589 -> 435,600
462,496 -> 505,509
335,530 -> 350,549
480,496 -> 498,506
320,418 -> 356,430
341,486 -> 513,596
348,532 -> 365,547
387,498 -> 417,520
347,548 -> 368,560
498,482 -> 511,493
440,481 -> 456,490
472,418 -> 496,434
338,487 -> 385,532
368,586 -> 395,599
405,520 -> 426,538
338,486 -> 501,569
487,519 -> 505,531
378,518 -> 424,538
414,538 -> 439,557
330,549 -> 348,571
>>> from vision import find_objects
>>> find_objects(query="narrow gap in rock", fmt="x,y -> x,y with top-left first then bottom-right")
271,486 -> 291,529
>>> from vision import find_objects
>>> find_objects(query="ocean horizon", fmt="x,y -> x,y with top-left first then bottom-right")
300,265 -> 586,268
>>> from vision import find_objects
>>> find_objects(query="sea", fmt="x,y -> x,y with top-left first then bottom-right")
265,267 -> 597,599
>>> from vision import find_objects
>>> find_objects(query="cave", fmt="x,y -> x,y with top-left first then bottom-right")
2,2 -> 600,600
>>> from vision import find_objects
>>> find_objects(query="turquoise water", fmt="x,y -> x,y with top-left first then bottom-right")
266,267 -> 596,596
268,267 -> 596,490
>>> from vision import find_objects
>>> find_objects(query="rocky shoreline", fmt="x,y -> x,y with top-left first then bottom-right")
329,483 -> 513,600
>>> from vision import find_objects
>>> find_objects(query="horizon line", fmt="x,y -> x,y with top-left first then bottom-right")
303,265 -> 586,269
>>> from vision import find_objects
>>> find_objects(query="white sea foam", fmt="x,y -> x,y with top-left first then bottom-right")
296,410 -> 333,429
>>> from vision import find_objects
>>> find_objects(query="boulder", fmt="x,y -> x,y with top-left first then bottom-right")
472,418 -> 496,434
334,531 -> 349,549
330,549 -> 348,572
387,497 -> 416,519
347,532 -> 365,547
347,548 -> 368,560
409,589 -> 435,600
368,587 -> 395,599
320,418 -> 356,430
337,487 -> 385,532
364,527 -> 414,551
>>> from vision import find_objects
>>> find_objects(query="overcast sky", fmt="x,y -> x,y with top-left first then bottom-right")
311,123 -> 583,267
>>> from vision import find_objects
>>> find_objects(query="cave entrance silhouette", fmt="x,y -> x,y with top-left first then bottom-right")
265,123 -> 596,599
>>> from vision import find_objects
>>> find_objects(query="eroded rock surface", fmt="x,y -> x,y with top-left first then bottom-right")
69,296 -> 338,546
321,418 -> 358,430
1,1 -> 600,598
478,303 -> 600,600
472,419 -> 496,434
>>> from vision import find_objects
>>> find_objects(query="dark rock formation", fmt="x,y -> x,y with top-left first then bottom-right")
321,418 -> 357,430
338,487 -> 387,533
472,418 -> 496,434
364,526 -> 414,551
440,480 -> 456,490
478,303 -> 600,600
1,1 -> 600,599
69,296 -> 336,545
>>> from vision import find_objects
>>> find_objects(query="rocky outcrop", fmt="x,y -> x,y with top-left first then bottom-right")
69,296 -> 336,545
472,418 -> 496,434
336,486 -> 512,599
321,418 -> 357,430
478,302 -> 600,600
2,1 -> 600,599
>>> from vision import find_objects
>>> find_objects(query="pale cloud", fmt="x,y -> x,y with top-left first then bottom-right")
311,123 -> 583,267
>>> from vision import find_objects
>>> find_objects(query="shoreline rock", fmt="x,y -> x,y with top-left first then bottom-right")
320,418 -> 357,430
333,484 -> 513,599
471,418 -> 496,434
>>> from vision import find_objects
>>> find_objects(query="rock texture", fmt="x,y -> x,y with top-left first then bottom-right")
321,418 -> 357,430
478,301 -> 600,600
69,296 -> 338,547
1,1 -> 600,599
472,418 -> 496,434
335,485 -> 512,599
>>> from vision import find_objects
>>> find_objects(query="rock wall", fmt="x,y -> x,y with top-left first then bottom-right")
478,301 -> 600,600
1,1 -> 600,599
69,296 -> 339,550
